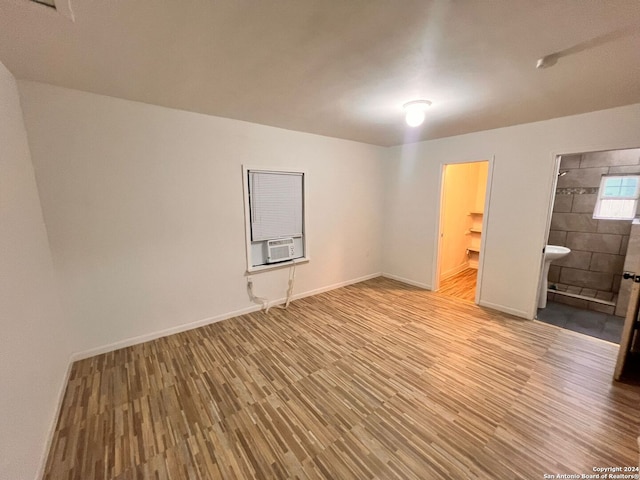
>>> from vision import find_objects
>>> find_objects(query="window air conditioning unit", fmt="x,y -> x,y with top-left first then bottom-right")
267,238 -> 295,263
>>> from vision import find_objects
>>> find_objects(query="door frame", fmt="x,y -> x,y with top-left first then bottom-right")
614,277 -> 640,380
535,154 -> 563,316
432,157 -> 495,305
535,146 -> 640,318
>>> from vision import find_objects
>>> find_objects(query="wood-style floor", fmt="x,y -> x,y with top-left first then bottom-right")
44,277 -> 640,479
439,268 -> 477,302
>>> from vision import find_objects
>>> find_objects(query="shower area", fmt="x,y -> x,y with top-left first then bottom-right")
538,148 -> 640,343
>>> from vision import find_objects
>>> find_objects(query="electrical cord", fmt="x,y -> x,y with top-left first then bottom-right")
247,263 -> 297,313
247,278 -> 268,311
269,264 -> 297,312
282,263 -> 297,309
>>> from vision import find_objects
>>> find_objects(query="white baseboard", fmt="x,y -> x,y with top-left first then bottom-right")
478,299 -> 530,319
71,272 -> 383,362
288,272 -> 382,301
36,356 -> 74,480
71,304 -> 263,361
381,273 -> 431,290
440,262 -> 470,280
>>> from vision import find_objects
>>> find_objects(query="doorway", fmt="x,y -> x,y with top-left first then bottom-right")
434,160 -> 490,303
537,148 -> 640,343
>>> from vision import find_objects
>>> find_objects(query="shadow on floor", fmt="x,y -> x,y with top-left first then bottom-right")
537,301 -> 624,344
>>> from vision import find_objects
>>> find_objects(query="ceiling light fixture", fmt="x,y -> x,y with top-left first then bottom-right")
403,100 -> 432,127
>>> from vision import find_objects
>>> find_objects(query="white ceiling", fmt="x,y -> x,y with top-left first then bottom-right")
1,0 -> 639,146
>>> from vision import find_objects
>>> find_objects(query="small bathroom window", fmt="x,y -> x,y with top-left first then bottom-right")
593,175 -> 640,220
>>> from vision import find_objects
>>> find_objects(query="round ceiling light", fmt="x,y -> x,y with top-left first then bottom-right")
403,100 -> 432,127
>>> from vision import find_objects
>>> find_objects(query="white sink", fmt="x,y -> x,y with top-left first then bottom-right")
545,245 -> 571,262
538,245 -> 571,309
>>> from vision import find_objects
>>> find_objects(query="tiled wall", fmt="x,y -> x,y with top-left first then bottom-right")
547,148 -> 640,315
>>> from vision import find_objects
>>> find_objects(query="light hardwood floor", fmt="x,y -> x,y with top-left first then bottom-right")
438,268 -> 477,303
44,277 -> 640,479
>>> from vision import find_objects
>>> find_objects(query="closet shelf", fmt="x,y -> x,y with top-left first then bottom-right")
469,228 -> 482,234
466,247 -> 480,254
468,211 -> 484,215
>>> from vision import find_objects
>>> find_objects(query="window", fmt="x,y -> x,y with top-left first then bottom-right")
593,175 -> 640,220
249,171 -> 303,241
243,167 -> 307,271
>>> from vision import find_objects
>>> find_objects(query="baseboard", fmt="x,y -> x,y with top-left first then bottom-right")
440,262 -> 470,281
35,356 -> 74,479
381,273 -> 431,290
478,299 -> 530,319
288,272 -> 382,301
71,303 -> 264,361
71,272 -> 383,362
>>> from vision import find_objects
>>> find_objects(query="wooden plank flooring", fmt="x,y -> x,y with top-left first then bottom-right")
44,277 -> 640,479
439,268 -> 477,302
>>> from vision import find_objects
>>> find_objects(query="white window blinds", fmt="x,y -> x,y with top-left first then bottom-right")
249,171 -> 303,241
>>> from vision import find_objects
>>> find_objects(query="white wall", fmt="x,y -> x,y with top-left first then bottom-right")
0,64 -> 72,480
383,103 -> 640,318
18,81 -> 385,357
474,162 -> 489,213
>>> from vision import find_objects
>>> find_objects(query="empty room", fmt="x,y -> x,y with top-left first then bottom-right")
2,1 -> 640,479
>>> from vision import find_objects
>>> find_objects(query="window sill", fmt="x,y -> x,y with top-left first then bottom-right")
247,257 -> 309,274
